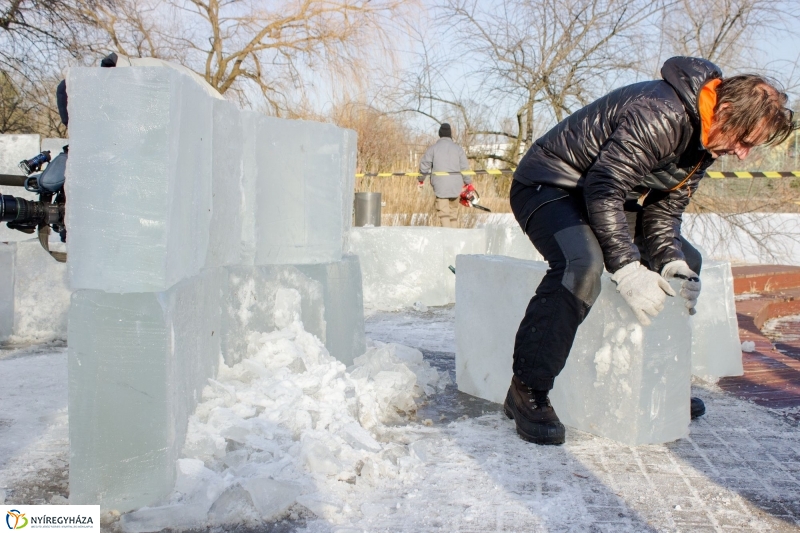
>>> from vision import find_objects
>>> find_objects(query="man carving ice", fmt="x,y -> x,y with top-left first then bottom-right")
505,56 -> 795,445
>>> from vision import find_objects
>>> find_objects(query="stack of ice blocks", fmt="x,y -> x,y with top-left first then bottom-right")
346,226 -> 486,310
691,260 -> 743,380
66,65 -> 363,511
455,255 -> 692,446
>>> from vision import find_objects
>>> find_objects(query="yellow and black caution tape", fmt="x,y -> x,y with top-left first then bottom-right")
706,171 -> 800,178
356,170 -> 800,179
355,169 -> 513,177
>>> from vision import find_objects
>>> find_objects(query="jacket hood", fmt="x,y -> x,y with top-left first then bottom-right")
661,57 -> 723,124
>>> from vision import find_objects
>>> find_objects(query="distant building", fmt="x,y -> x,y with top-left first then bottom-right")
467,142 -> 521,169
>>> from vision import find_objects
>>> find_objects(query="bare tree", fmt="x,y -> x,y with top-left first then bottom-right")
330,101 -> 428,173
397,0 -> 664,166
661,0 -> 799,72
0,0 -> 99,78
79,0 -> 412,114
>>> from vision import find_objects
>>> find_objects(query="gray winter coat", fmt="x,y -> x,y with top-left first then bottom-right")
419,138 -> 471,198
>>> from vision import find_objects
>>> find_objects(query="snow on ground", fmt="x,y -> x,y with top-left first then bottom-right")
2,305 -> 800,532
763,314 -> 800,344
0,342 -> 69,506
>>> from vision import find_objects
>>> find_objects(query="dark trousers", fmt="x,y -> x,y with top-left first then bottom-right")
509,181 -> 701,391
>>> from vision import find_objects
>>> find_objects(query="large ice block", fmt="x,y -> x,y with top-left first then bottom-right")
297,254 -> 366,366
67,67 -> 213,293
691,260 -> 743,380
483,223 -> 543,261
252,116 -> 355,265
220,255 -> 365,367
68,269 -> 222,511
347,227 -> 486,310
456,255 -> 692,445
206,99 -> 247,268
0,134 -> 40,242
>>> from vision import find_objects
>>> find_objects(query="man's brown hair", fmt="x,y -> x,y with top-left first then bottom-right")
714,75 -> 796,146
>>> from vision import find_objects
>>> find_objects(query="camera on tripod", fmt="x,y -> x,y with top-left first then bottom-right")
0,147 -> 68,262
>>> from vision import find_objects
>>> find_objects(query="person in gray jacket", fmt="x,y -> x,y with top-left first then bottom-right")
418,123 -> 472,227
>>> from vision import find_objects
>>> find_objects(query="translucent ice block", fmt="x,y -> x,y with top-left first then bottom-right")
297,254 -> 366,366
0,243 -> 13,339
347,227 -> 486,310
484,223 -> 543,261
691,260 -> 743,380
41,138 -> 69,156
456,255 -> 692,445
0,240 -> 71,342
0,133 -> 40,175
206,98 -> 246,268
220,255 -> 365,366
68,269 -> 222,511
13,240 -> 70,341
66,67 -> 213,293
219,265 -> 326,366
252,116 -> 355,265
0,134 -> 40,242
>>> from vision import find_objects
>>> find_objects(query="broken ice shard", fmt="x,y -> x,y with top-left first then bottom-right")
456,255 -> 691,445
691,260 -> 743,380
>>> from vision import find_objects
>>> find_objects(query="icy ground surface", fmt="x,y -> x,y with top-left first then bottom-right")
2,307 -> 800,532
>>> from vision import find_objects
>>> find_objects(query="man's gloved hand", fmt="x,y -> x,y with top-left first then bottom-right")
661,260 -> 701,315
417,180 -> 424,190
611,262 -> 677,326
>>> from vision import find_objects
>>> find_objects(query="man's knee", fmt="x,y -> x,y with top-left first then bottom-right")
553,225 -> 604,306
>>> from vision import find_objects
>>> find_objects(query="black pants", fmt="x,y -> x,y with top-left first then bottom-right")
509,180 -> 701,391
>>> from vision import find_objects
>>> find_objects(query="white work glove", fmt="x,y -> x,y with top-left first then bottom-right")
417,180 -> 425,190
611,262 -> 676,326
661,260 -> 701,316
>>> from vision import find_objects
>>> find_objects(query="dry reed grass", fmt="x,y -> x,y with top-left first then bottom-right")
355,174 -> 513,227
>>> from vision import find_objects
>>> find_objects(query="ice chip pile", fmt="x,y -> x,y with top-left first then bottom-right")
119,290 -> 445,532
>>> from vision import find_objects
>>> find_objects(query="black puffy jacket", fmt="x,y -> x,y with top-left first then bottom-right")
514,57 -> 721,273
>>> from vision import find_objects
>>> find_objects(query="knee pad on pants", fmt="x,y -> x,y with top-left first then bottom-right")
554,225 -> 604,307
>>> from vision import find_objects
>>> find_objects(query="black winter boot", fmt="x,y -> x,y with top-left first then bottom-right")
691,397 -> 706,419
503,376 -> 566,445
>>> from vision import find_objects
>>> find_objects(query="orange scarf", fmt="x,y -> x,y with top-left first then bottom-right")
698,78 -> 721,147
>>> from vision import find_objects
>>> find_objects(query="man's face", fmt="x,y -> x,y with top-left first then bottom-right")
706,107 -> 770,160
